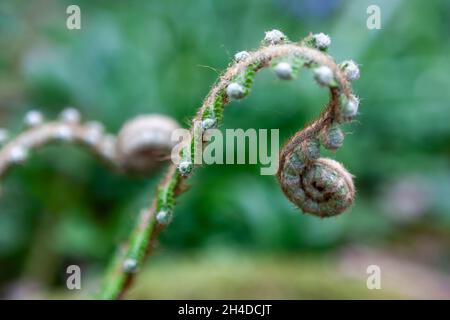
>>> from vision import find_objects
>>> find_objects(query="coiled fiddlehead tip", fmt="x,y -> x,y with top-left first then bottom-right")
259,30 -> 361,218
116,114 -> 180,174
279,155 -> 355,218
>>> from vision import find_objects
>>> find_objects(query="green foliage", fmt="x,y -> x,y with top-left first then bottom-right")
0,0 -> 450,298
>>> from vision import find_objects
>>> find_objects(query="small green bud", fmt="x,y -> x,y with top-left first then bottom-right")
24,110 -> 44,127
60,107 -> 81,124
312,33 -> 331,50
201,118 -> 216,130
9,145 -> 28,164
342,94 -> 359,117
156,209 -> 172,225
314,66 -> 334,86
178,160 -> 193,176
263,29 -> 286,45
340,60 -> 360,81
123,258 -> 138,273
226,82 -> 245,99
274,62 -> 293,80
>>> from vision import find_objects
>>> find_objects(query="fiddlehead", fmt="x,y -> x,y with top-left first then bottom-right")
0,109 -> 180,180
116,115 -> 180,174
102,30 -> 362,299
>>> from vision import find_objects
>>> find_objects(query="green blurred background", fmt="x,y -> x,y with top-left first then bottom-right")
0,0 -> 449,299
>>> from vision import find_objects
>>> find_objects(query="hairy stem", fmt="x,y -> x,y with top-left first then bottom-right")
0,121 -> 118,178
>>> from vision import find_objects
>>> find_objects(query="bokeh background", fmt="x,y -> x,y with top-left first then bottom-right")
1,0 -> 449,299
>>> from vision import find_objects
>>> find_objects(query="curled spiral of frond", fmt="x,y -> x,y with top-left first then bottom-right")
189,31 -> 360,217
117,114 -> 180,174
279,145 -> 355,217
103,30 -> 362,299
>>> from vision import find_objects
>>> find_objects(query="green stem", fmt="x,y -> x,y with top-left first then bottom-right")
98,245 -> 128,300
